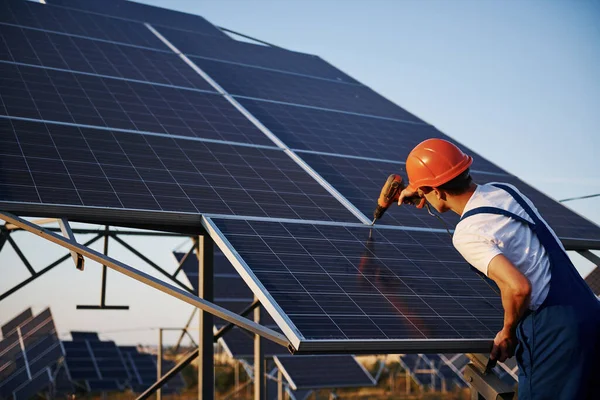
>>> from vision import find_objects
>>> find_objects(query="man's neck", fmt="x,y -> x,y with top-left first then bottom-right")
448,183 -> 478,216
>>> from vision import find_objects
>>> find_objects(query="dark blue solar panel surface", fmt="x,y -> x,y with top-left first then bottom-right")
0,0 -> 166,50
0,119 -> 354,222
238,97 -> 504,174
296,152 -> 600,241
0,63 -> 280,144
191,58 -> 423,122
71,332 -> 100,341
274,355 -> 374,389
211,218 -> 503,344
0,308 -> 62,399
157,26 -> 359,84
119,346 -> 184,393
12,368 -> 52,400
0,25 -> 213,90
48,0 -> 229,38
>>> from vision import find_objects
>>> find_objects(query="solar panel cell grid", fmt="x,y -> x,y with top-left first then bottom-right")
0,25 -> 213,91
0,119 -> 355,222
156,26 -> 359,83
210,218 -> 503,348
1,309 -> 33,337
192,57 -> 423,122
0,63 -> 280,145
238,97 -> 504,174
0,0 -> 166,50
48,0 -> 229,38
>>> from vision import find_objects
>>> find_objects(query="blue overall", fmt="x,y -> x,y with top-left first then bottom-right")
460,183 -> 600,399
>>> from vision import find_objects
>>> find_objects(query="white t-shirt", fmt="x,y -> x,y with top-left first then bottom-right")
453,183 -> 556,310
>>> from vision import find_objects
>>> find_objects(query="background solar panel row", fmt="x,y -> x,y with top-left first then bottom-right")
191,57 -> 423,122
47,0 -> 229,39
0,119 -> 355,222
238,97 -> 505,174
0,0 -> 166,50
156,26 -> 359,84
0,24 -> 213,91
0,308 -> 63,400
210,218 -> 503,346
273,355 -> 375,389
119,346 -> 185,393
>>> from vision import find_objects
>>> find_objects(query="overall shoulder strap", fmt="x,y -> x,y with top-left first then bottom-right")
460,206 -> 536,227
490,183 -> 541,224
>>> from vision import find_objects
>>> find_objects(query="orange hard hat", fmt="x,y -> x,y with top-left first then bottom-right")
405,139 -> 473,191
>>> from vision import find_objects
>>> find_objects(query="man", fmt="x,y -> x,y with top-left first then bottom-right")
397,138 -> 600,399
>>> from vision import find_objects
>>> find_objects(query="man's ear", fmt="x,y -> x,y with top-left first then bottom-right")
434,187 -> 446,201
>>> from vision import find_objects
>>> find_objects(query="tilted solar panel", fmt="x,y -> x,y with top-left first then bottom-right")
1,308 -> 33,337
273,355 -> 375,390
47,0 -> 229,38
0,0 -> 166,50
191,58 -> 423,122
155,26 -> 359,84
296,152 -> 600,243
0,25 -> 212,91
204,217 -> 504,354
0,119 -> 355,225
237,97 -> 504,174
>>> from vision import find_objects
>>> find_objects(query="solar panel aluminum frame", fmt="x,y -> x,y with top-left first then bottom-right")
201,216 -> 494,355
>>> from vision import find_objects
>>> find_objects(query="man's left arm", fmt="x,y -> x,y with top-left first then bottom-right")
487,254 -> 532,362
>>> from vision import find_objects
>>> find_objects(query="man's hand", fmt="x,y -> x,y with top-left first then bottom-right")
491,328 -> 516,362
398,188 -> 419,206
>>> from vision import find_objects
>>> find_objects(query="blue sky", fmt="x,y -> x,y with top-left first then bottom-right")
1,0 -> 599,345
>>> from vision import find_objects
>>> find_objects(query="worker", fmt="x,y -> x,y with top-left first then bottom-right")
397,138 -> 600,399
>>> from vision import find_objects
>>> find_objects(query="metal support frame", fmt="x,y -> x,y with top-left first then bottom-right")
174,308 -> 198,353
172,243 -> 196,279
277,369 -> 284,400
157,328 -> 163,400
254,296 -> 266,400
136,348 -> 199,400
578,250 -> 600,266
214,299 -> 260,341
198,235 -> 215,400
58,218 -> 85,270
0,212 -> 289,347
464,354 -> 515,400
77,225 -> 129,310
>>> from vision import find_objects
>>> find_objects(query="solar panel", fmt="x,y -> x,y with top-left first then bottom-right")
47,0 -> 229,38
119,346 -> 184,393
1,308 -> 33,337
155,26 -> 359,84
294,152 -> 600,242
71,332 -> 100,341
0,25 -> 213,91
585,267 -> 600,296
238,98 -> 504,174
191,57 -> 423,122
205,217 -> 504,353
273,355 -> 375,390
0,308 -> 63,400
0,119 -> 356,224
0,0 -> 167,50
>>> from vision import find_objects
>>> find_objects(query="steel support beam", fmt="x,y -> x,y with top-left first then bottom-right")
174,308 -> 197,353
277,369 -> 283,400
578,250 -> 600,266
6,235 -> 35,275
214,299 -> 260,341
254,297 -> 265,400
0,212 -> 289,347
172,243 -> 195,279
198,235 -> 214,400
0,235 -> 103,302
136,349 -> 199,400
58,218 -> 84,270
111,234 -> 194,293
158,328 -> 163,400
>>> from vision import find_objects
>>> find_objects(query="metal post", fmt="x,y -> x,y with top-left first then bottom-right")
254,297 -> 265,400
101,225 -> 109,307
157,328 -> 163,400
405,370 -> 410,395
277,369 -> 283,400
174,308 -> 197,353
235,360 -> 240,399
198,236 -> 214,400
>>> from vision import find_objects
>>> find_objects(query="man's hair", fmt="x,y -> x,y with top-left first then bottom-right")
437,169 -> 473,195
421,169 -> 473,196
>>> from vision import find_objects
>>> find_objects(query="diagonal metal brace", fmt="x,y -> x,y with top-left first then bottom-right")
58,218 -> 84,270
0,211 -> 290,347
